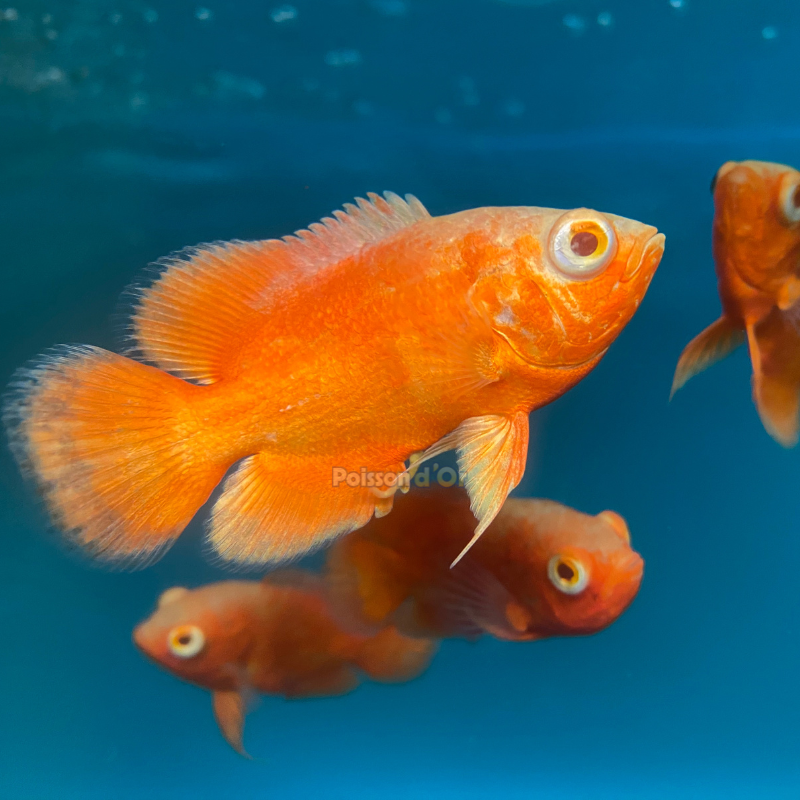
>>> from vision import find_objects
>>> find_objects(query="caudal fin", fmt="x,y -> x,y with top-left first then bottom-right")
671,315 -> 746,398
747,310 -> 800,447
3,345 -> 227,567
356,625 -> 437,683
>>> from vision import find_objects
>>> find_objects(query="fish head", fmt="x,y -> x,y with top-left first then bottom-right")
502,500 -> 644,636
472,207 -> 664,369
132,582 -> 258,689
712,160 -> 800,295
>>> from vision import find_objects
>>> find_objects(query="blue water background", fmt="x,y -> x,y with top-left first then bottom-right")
1,1 -> 800,797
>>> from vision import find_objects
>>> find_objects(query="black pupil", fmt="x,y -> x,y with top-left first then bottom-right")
178,634 -> 192,646
793,185 -> 800,208
557,562 -> 575,581
571,231 -> 598,257
710,170 -> 719,194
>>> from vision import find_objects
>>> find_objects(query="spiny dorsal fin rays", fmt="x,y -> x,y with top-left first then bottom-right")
131,192 -> 430,384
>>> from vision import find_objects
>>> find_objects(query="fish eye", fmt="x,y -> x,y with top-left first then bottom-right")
550,213 -> 617,280
547,555 -> 589,595
779,174 -> 800,225
167,625 -> 205,658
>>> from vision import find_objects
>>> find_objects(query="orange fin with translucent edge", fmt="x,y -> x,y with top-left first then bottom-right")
207,454 -> 406,565
356,626 -> 437,683
3,346 -> 226,568
413,413 -> 528,566
671,316 -> 746,398
212,690 -> 251,758
747,311 -> 800,447
129,193 -> 430,384
326,535 -> 414,631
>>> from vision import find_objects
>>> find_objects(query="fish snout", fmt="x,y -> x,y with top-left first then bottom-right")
618,550 -> 645,590
623,230 -> 665,282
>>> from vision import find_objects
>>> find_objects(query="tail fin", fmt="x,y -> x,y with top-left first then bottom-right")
671,316 -> 746,398
325,534 -> 416,632
3,345 -> 227,567
355,625 -> 437,683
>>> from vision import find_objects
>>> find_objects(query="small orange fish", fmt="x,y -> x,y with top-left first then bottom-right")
133,572 -> 435,756
326,488 -> 643,641
672,160 -> 800,445
5,193 -> 663,567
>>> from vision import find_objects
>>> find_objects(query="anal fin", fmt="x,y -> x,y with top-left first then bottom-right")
747,310 -> 800,447
207,455 -> 398,565
671,316 -> 746,398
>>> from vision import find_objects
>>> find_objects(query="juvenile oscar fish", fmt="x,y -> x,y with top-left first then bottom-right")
672,160 -> 800,445
326,488 -> 643,641
133,572 -> 435,756
5,193 -> 663,568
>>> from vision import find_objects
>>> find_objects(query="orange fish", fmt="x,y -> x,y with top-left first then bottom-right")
5,193 -> 663,567
672,160 -> 800,445
326,488 -> 643,641
133,571 -> 435,756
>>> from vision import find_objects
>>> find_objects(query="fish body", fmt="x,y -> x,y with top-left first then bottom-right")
5,193 -> 663,567
326,488 -> 643,641
133,572 -> 435,755
672,161 -> 800,445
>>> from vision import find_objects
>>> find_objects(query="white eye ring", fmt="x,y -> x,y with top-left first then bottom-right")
549,212 -> 617,279
779,175 -> 800,225
548,555 -> 589,595
167,625 -> 206,659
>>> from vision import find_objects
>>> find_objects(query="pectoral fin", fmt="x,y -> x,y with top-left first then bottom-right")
413,413 -> 529,566
212,690 -> 250,758
671,316 -> 746,398
747,311 -> 800,447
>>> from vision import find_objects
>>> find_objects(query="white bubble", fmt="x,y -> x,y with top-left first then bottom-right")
597,11 -> 613,27
762,26 -> 777,40
371,0 -> 408,15
669,0 -> 685,8
41,66 -> 64,83
42,13 -> 52,24
195,7 -> 213,21
562,13 -> 586,33
503,98 -> 525,117
44,28 -> 57,40
434,107 -> 452,124
144,9 -> 158,23
109,11 -> 122,25
325,49 -> 362,66
270,5 -> 297,23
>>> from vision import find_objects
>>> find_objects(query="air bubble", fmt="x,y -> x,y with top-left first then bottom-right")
597,11 -> 613,27
503,98 -> 525,117
195,7 -> 213,21
562,14 -> 586,34
371,0 -> 408,15
143,9 -> 158,23
762,26 -> 777,40
270,5 -> 297,23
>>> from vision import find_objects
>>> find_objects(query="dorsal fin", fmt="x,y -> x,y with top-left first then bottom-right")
128,192 -> 430,384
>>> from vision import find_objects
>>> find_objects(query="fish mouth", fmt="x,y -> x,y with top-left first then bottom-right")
491,326 -> 607,371
623,231 -> 665,282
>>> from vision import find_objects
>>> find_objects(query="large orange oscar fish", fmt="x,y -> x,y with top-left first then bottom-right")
672,161 -> 800,445
5,193 -> 664,567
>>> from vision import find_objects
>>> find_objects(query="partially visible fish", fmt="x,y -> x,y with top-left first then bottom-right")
672,160 -> 800,445
326,488 -> 643,641
133,572 -> 436,756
